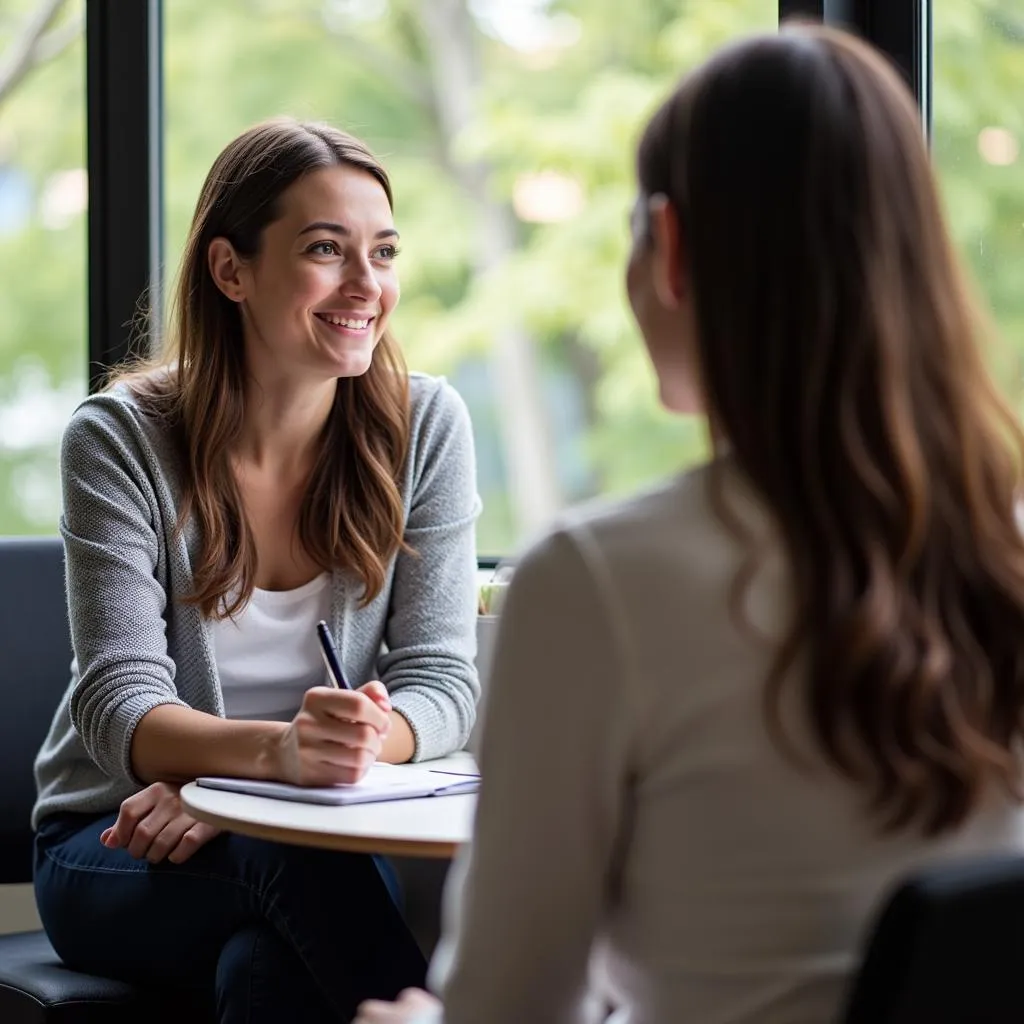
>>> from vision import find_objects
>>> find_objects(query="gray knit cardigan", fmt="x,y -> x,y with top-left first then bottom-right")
33,373 -> 481,828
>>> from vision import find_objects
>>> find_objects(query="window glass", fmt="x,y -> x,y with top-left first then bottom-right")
165,0 -> 777,553
933,1 -> 1024,401
0,0 -> 86,534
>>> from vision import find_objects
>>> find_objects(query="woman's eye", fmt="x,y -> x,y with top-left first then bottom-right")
308,241 -> 339,256
373,244 -> 401,261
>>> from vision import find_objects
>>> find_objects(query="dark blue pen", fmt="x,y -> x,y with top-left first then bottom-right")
316,620 -> 353,690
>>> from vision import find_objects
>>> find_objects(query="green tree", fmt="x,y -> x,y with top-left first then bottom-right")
2,0 -> 1023,551
164,0 -> 775,547
933,0 -> 1024,403
0,0 -> 84,535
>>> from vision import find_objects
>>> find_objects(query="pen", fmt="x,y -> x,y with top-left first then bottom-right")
316,620 -> 353,690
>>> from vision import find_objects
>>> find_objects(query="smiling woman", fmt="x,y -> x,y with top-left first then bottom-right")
117,120 -> 416,615
31,118 -> 481,1022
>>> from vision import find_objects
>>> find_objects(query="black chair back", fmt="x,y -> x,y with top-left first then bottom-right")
842,853 -> 1024,1023
0,536 -> 71,885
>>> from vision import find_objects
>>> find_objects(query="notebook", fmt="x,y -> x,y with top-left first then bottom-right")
196,763 -> 480,806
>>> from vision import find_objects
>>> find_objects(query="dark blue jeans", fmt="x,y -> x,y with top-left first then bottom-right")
34,812 -> 427,1023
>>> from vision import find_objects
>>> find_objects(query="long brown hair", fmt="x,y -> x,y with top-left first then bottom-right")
637,25 -> 1024,834
113,118 -> 410,616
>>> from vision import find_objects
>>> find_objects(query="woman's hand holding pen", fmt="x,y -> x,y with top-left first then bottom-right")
276,681 -> 393,786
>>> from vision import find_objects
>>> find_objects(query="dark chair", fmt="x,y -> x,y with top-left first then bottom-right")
842,853 -> 1024,1024
0,535 -> 210,1023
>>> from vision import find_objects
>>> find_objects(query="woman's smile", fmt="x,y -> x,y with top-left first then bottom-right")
313,310 -> 377,338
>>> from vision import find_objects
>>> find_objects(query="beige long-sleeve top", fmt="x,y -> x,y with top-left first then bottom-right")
429,457 -> 1024,1024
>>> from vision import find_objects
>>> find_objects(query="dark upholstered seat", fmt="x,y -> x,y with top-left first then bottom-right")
842,853 -> 1024,1024
0,536 -> 213,1023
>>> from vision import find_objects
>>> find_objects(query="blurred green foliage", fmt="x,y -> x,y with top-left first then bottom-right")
0,0 -> 1021,550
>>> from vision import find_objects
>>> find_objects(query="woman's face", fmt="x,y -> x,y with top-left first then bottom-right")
625,193 -> 704,415
210,164 -> 400,384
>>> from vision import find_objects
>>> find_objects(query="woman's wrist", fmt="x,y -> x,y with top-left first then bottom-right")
254,720 -> 290,780
379,710 -> 416,764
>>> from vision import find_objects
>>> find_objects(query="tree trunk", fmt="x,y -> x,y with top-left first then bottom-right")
413,0 -> 563,538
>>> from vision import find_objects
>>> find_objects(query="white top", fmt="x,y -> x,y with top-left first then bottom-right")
211,573 -> 332,721
430,458 -> 1024,1024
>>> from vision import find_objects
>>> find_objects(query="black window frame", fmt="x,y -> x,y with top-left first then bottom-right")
86,0 -> 162,392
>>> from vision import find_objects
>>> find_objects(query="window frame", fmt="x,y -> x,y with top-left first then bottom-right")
85,0 -> 162,391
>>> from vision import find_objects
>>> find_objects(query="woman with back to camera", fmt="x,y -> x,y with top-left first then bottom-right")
31,117 -> 480,1023
356,23 -> 1024,1024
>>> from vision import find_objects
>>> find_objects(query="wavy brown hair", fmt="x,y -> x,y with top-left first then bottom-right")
112,118 -> 410,616
637,25 -> 1024,835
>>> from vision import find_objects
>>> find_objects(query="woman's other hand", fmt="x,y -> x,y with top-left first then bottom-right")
353,988 -> 443,1024
277,681 -> 392,786
100,781 -> 221,864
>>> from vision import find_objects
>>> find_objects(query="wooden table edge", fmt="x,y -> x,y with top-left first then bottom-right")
181,788 -> 461,859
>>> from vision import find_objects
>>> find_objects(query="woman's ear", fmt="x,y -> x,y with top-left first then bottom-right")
648,194 -> 687,310
207,237 -> 247,302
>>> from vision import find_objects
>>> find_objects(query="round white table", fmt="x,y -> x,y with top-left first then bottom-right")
180,753 -> 477,858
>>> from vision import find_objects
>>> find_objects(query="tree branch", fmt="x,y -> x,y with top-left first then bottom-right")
983,1 -> 1024,46
31,9 -> 83,65
323,31 -> 431,105
0,0 -> 73,109
246,0 -> 433,107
